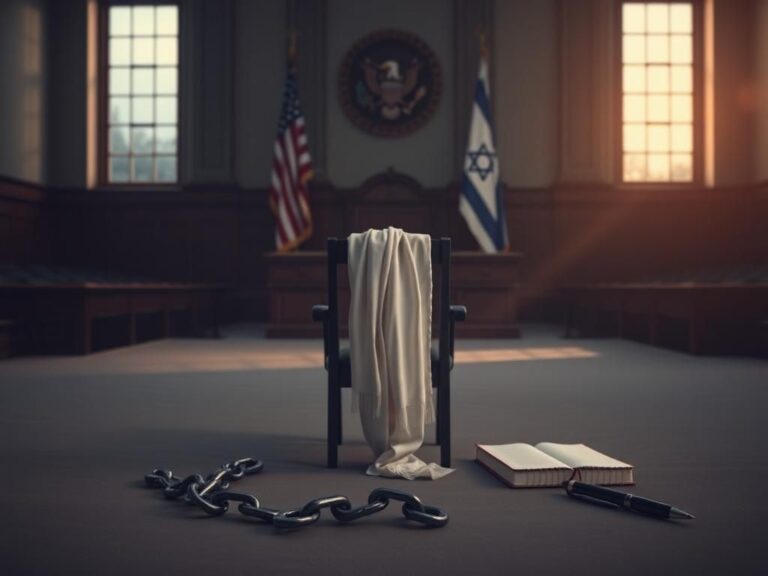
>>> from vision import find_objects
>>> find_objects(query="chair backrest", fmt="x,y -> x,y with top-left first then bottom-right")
325,237 -> 452,380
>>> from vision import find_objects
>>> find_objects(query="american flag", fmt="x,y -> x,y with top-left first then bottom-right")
270,64 -> 313,252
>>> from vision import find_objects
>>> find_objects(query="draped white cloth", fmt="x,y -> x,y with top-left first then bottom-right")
348,228 -> 454,480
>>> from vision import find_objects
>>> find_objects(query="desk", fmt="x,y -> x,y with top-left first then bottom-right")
265,251 -> 522,338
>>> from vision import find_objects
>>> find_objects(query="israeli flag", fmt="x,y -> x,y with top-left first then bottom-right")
460,57 -> 508,253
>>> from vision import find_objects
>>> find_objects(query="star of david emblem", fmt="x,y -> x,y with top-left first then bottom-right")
466,143 -> 496,181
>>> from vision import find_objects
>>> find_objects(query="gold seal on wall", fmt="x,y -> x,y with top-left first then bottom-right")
338,29 -> 442,138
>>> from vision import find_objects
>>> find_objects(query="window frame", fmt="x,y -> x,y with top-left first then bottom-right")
614,0 -> 704,187
98,0 -> 181,188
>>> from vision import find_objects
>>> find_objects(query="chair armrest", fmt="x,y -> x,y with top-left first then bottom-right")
312,305 -> 329,323
450,305 -> 467,322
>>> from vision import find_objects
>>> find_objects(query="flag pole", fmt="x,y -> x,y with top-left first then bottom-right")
269,26 -> 314,252
459,27 -> 510,253
479,30 -> 489,63
479,29 -> 509,253
288,29 -> 297,63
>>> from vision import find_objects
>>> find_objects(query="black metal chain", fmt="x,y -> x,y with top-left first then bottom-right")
145,458 -> 449,531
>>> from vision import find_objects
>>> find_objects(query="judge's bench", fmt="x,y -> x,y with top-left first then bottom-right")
264,170 -> 521,338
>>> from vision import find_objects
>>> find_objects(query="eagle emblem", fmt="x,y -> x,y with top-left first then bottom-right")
361,58 -> 427,120
339,30 -> 441,138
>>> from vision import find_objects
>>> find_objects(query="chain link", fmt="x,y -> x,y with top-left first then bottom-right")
145,458 -> 448,531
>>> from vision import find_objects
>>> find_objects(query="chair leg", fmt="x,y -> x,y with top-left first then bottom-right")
435,389 -> 441,445
337,392 -> 343,445
438,381 -> 451,468
328,381 -> 340,468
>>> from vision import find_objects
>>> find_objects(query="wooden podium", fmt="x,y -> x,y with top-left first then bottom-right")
265,250 -> 521,338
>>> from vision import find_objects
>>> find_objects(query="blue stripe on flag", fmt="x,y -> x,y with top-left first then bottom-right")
461,174 -> 504,249
474,79 -> 493,127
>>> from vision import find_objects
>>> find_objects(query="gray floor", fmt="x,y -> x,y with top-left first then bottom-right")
1,325 -> 766,575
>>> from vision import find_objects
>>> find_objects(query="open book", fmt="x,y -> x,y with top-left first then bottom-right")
476,442 -> 634,488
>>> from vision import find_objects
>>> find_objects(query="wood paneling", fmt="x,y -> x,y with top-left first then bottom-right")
47,187 -> 272,321
558,0 -> 614,184
4,170 -> 766,326
265,250 -> 521,338
0,176 -> 49,264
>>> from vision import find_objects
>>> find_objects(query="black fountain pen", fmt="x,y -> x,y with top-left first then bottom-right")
564,480 -> 695,520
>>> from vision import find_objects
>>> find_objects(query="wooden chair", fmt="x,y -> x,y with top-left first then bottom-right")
312,237 -> 467,468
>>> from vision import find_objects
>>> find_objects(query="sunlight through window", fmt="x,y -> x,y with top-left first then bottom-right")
622,2 -> 695,182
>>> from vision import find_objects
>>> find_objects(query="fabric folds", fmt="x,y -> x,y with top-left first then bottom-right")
348,227 -> 454,480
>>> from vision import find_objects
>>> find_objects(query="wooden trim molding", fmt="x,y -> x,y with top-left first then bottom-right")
0,175 -> 47,204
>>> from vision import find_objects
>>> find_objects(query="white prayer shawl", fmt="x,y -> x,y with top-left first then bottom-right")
348,228 -> 454,480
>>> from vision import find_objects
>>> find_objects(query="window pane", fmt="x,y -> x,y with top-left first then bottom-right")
670,5 -> 692,33
624,95 -> 646,122
132,68 -> 154,95
671,66 -> 692,93
623,36 -> 645,63
647,154 -> 670,180
648,125 -> 669,152
109,127 -> 130,154
133,157 -> 153,182
105,4 -> 179,185
647,66 -> 669,93
624,154 -> 647,181
133,7 -> 155,36
646,4 -> 669,33
646,35 -> 669,62
623,66 -> 645,93
156,157 -> 177,182
110,156 -> 130,182
110,68 -> 130,94
671,154 -> 693,180
156,68 -> 178,94
671,124 -> 693,152
671,95 -> 692,122
620,2 -> 696,184
131,127 -> 154,153
670,36 -> 692,63
109,97 -> 131,124
647,95 -> 669,122
156,6 -> 178,35
156,97 -> 177,124
110,38 -> 131,65
624,124 -> 646,152
133,38 -> 155,65
132,97 -> 154,123
156,38 -> 178,65
156,126 -> 177,153
623,4 -> 645,33
110,7 -> 131,36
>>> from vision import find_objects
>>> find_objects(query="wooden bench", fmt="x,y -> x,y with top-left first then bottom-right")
0,267 -> 225,355
563,273 -> 768,355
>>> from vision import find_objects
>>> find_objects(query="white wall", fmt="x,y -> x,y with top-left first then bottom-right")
495,0 -> 558,187
0,0 -> 47,183
326,0 -> 454,188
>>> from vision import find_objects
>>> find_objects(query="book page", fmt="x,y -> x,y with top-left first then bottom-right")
478,443 -> 573,471
535,443 -> 632,470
